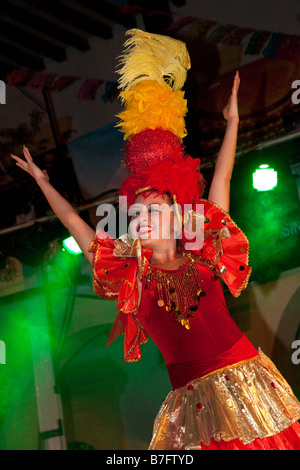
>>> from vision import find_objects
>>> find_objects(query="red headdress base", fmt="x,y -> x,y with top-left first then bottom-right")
119,128 -> 206,212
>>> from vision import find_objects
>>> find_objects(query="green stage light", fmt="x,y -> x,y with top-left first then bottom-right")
252,164 -> 278,191
62,236 -> 82,255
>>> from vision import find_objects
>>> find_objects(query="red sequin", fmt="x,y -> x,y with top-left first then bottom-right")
196,402 -> 202,409
187,384 -> 194,390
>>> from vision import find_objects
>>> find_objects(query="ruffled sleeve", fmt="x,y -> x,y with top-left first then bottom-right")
182,199 -> 252,297
88,229 -> 152,362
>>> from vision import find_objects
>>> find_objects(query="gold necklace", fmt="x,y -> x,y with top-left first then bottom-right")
144,253 -> 205,329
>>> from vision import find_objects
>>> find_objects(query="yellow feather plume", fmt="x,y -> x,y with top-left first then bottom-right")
116,80 -> 188,141
116,28 -> 191,92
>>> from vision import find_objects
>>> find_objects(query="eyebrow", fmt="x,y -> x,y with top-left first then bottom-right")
130,203 -> 161,210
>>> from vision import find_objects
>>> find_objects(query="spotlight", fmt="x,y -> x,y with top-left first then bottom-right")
62,236 -> 82,255
252,164 -> 278,191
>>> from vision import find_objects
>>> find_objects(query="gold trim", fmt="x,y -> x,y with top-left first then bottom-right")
201,198 -> 251,267
124,319 -> 148,362
172,194 -> 183,231
194,354 -> 259,382
199,198 -> 252,295
88,232 -> 98,253
149,351 -> 300,449
135,186 -> 153,195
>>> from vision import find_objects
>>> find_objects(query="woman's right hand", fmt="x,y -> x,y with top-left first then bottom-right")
11,145 -> 49,182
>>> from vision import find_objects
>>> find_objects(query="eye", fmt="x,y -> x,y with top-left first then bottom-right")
129,212 -> 138,220
149,205 -> 161,213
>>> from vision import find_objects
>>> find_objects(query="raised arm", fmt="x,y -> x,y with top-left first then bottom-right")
11,146 -> 94,264
207,71 -> 240,212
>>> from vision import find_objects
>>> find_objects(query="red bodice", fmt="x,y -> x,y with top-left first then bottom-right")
136,260 -> 258,389
88,199 -> 255,385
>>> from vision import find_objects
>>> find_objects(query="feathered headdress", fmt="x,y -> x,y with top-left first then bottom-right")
115,28 -> 205,222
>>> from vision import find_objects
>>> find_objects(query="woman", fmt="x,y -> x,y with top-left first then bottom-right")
12,29 -> 300,450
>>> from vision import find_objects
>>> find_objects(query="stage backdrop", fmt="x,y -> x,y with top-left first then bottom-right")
67,122 -> 128,201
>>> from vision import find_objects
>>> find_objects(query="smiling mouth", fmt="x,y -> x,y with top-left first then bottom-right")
137,225 -> 153,235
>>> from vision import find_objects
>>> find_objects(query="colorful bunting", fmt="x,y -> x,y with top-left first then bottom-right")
244,31 -> 271,55
26,73 -> 56,91
6,69 -> 32,86
77,79 -> 103,100
275,34 -> 300,61
101,81 -> 118,103
206,24 -> 236,44
262,33 -> 284,58
51,76 -> 80,92
222,27 -> 254,46
5,15 -> 300,103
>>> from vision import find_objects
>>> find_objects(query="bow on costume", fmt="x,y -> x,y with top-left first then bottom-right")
89,231 -> 153,362
88,200 -> 252,362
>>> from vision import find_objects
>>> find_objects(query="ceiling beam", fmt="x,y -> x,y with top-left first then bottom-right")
0,20 -> 67,62
0,40 -> 44,70
3,0 -> 91,52
71,0 -> 137,29
23,0 -> 113,39
127,0 -> 173,33
0,54 -> 23,71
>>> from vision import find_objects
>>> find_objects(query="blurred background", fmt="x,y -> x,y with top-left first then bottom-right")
0,0 -> 299,450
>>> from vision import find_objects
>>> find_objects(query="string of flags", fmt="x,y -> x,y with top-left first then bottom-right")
6,68 -> 119,102
5,14 -> 300,101
168,16 -> 300,60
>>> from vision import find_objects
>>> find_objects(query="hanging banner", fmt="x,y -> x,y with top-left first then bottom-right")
67,121 -> 127,200
206,24 -> 236,44
101,81 -> 118,103
222,27 -> 254,46
274,34 -> 300,61
50,75 -> 80,92
6,69 -> 32,86
244,31 -> 271,55
262,32 -> 284,58
26,73 -> 56,91
77,79 -> 104,100
6,69 -> 117,102
5,14 -> 300,103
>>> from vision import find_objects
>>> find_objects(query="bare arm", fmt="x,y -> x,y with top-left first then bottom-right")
11,146 -> 94,264
208,71 -> 240,212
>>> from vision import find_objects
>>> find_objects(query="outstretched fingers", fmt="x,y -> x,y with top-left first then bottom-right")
11,145 -> 34,173
232,71 -> 240,96
11,154 -> 29,172
23,145 -> 33,162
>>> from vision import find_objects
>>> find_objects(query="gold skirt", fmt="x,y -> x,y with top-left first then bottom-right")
149,350 -> 300,450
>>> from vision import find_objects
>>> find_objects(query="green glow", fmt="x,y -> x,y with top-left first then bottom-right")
62,236 -> 82,255
252,164 -> 277,191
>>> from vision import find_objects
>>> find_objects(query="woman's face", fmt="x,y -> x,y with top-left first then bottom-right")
128,190 -> 178,246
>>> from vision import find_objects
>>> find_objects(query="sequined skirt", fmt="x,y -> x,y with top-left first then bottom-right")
148,350 -> 300,450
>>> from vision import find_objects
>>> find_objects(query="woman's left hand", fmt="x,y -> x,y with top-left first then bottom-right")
223,71 -> 240,121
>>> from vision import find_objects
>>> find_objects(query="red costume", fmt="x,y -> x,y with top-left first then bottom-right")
88,28 -> 300,449
89,200 -> 300,450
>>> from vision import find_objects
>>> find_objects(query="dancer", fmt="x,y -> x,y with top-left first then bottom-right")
12,29 -> 300,450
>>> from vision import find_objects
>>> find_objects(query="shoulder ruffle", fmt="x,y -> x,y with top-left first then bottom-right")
182,199 -> 252,297
88,229 -> 152,362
